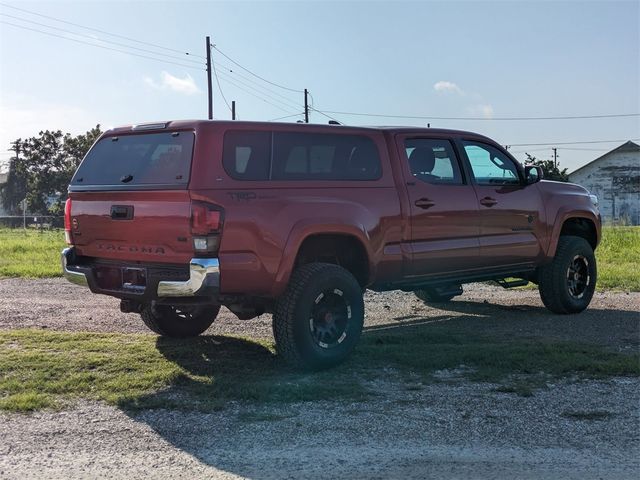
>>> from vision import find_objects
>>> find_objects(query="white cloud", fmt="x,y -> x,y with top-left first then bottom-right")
433,81 -> 464,95
468,104 -> 495,119
144,71 -> 200,95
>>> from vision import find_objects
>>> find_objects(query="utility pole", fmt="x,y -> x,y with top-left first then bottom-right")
7,141 -> 25,229
206,36 -> 213,120
304,88 -> 309,123
552,147 -> 558,168
232,101 -> 236,120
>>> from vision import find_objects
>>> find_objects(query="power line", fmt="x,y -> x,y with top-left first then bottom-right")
0,1 -> 205,59
0,13 -> 205,66
556,147 -> 615,152
312,109 -> 640,122
213,60 -> 301,107
215,73 -> 299,115
268,113 -> 304,122
217,69 -> 302,111
0,21 -> 204,70
310,107 -> 341,124
211,44 -> 303,93
211,59 -> 232,113
507,138 -> 640,147
216,69 -> 302,112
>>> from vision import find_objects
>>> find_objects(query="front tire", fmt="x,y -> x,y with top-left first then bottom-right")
140,303 -> 220,337
273,263 -> 365,371
538,236 -> 597,314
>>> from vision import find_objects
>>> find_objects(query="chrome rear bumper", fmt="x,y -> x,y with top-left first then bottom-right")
61,247 -> 89,287
157,258 -> 220,297
61,248 -> 220,298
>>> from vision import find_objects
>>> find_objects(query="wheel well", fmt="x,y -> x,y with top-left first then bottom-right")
294,234 -> 369,287
560,218 -> 597,249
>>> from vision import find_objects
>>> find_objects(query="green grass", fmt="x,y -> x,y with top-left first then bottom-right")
597,226 -> 640,290
1,325 -> 637,412
0,226 -> 638,290
0,228 -> 65,278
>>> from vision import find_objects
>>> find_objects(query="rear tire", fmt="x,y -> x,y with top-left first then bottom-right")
538,236 -> 597,314
140,303 -> 220,337
273,263 -> 364,371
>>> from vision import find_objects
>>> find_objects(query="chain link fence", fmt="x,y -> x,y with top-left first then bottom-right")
0,215 -> 64,229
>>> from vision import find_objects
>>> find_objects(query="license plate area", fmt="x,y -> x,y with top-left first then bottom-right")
95,266 -> 147,293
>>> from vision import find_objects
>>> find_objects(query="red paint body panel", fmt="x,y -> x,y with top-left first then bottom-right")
67,120 -> 601,302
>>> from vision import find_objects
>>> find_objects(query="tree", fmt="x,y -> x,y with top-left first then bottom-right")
0,142 -> 27,215
525,153 -> 569,182
1,126 -> 102,215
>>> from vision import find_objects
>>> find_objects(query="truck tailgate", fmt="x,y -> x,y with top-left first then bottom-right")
70,190 -> 193,264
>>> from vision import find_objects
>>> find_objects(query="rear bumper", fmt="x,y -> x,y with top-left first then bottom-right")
61,247 -> 220,299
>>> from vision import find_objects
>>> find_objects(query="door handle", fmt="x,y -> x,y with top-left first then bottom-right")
111,205 -> 134,220
479,197 -> 497,207
414,198 -> 435,209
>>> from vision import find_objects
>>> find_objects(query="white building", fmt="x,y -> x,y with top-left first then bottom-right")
568,141 -> 640,225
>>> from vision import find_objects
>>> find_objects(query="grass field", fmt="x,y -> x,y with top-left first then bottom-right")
0,228 -> 65,278
1,325 -> 637,412
596,227 -> 640,290
1,226 -> 638,289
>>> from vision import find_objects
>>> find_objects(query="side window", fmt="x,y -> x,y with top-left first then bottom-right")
404,138 -> 463,185
462,141 -> 520,185
222,131 -> 271,180
272,132 -> 381,181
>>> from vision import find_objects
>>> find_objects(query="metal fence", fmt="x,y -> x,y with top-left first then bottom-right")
0,215 -> 64,229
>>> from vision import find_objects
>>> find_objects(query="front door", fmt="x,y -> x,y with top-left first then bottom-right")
398,136 -> 481,277
459,140 -> 546,268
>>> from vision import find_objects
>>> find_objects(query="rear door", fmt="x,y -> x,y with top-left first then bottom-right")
396,135 -> 481,276
68,130 -> 196,264
459,140 -> 546,267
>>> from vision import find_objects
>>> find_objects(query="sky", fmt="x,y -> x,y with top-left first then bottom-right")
0,0 -> 638,172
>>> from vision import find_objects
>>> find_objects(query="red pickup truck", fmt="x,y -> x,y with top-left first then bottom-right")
62,120 -> 601,369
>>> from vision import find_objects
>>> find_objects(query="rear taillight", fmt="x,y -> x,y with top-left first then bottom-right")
64,198 -> 73,245
191,201 -> 223,255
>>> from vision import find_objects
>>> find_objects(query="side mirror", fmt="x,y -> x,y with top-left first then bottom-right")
525,165 -> 543,184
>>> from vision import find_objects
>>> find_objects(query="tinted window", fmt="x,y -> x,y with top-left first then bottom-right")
222,131 -> 271,180
72,132 -> 194,186
405,139 -> 463,185
223,130 -> 381,181
463,141 -> 520,185
272,132 -> 380,180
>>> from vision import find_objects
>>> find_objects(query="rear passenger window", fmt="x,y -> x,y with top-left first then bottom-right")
223,130 -> 382,181
272,132 -> 380,180
404,139 -> 464,185
222,131 -> 271,180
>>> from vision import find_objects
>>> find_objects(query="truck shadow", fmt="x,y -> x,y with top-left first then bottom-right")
118,303 -> 638,476
374,299 -> 640,349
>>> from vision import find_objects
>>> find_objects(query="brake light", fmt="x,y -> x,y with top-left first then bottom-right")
64,198 -> 73,245
191,201 -> 223,255
191,204 -> 221,234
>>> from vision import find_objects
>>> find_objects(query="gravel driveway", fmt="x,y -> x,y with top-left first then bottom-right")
1,278 -> 639,479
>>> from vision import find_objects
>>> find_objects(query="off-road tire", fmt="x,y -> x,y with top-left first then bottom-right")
414,287 -> 458,303
538,235 -> 597,314
273,263 -> 365,371
140,303 -> 220,337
